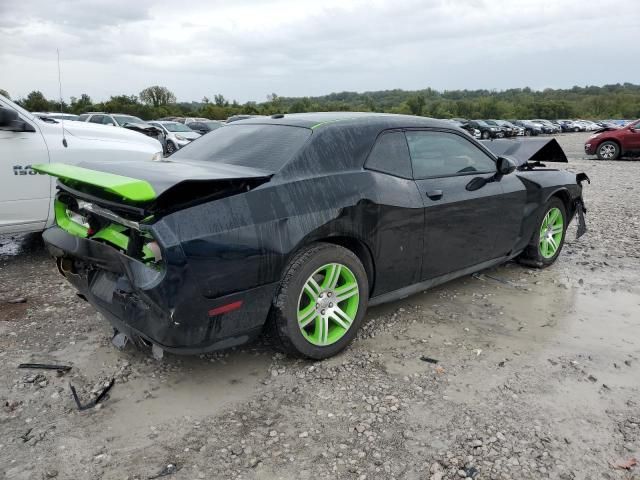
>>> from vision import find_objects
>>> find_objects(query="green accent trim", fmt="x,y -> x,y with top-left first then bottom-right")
33,163 -> 156,202
92,224 -> 154,260
54,199 -> 88,237
539,207 -> 564,258
92,224 -> 129,250
297,262 -> 360,346
310,117 -> 361,129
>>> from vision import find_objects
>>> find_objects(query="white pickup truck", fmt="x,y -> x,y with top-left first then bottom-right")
0,95 -> 163,234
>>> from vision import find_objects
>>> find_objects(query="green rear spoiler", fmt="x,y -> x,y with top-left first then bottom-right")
33,163 -> 157,202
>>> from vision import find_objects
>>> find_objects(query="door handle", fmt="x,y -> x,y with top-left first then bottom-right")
426,189 -> 443,200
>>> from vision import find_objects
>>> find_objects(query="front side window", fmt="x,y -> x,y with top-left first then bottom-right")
405,131 -> 496,179
364,131 -> 412,179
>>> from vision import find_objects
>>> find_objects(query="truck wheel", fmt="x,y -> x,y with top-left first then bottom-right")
596,141 -> 619,160
268,243 -> 369,359
518,198 -> 567,268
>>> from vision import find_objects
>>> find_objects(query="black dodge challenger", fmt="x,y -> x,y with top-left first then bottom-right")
35,113 -> 588,359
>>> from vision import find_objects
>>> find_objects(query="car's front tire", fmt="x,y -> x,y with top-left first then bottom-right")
166,141 -> 177,155
267,243 -> 369,359
481,130 -> 490,139
596,141 -> 620,160
518,198 -> 567,268
524,129 -> 531,136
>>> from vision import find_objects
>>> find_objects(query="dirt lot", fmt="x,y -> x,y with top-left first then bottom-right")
1,132 -> 639,480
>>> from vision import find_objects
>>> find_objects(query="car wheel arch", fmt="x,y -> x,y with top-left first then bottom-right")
597,138 -> 622,154
546,188 -> 573,218
285,234 -> 376,295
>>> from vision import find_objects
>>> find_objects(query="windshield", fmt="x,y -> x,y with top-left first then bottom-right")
484,120 -> 499,126
171,124 -> 312,171
114,115 -> 145,126
162,122 -> 194,132
474,120 -> 489,127
0,95 -> 36,121
204,121 -> 223,130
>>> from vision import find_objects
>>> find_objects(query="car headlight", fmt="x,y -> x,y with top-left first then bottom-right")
151,151 -> 163,161
490,127 -> 497,131
175,134 -> 187,141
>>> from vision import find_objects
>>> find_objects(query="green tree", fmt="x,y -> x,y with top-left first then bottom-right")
70,93 -> 93,114
139,86 -> 176,107
0,88 -> 10,99
18,91 -> 53,112
214,94 -> 228,107
406,94 -> 426,116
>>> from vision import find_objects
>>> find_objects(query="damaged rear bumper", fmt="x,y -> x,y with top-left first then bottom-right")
43,226 -> 277,354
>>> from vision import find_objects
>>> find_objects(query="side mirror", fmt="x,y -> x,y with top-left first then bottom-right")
0,107 -> 35,132
497,156 -> 517,175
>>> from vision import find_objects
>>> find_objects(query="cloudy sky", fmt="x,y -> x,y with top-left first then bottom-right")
1,0 -> 639,103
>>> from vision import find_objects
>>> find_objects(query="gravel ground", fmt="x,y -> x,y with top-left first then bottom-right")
1,132 -> 639,480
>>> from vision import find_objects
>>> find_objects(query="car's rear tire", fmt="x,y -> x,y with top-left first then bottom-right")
267,243 -> 369,359
518,198 -> 567,268
596,141 -> 620,160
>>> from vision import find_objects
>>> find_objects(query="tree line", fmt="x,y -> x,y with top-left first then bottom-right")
2,83 -> 639,121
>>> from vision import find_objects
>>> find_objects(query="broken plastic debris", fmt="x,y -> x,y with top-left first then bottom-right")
610,457 -> 637,470
419,356 -> 439,364
69,378 -> 115,411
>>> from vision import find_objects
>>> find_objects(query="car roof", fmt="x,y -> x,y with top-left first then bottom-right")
236,112 -> 454,130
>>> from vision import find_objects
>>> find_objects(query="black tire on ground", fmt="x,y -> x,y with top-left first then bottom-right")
267,242 -> 369,359
481,130 -> 490,139
524,129 -> 531,136
518,197 -> 567,268
573,127 -> 579,132
166,142 -> 177,154
596,141 -> 620,160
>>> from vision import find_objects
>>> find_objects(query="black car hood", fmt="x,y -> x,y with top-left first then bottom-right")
480,138 -> 568,165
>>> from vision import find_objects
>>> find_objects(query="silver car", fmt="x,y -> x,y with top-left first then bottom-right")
149,121 -> 201,154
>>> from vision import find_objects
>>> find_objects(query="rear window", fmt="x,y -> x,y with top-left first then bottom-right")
171,124 -> 312,171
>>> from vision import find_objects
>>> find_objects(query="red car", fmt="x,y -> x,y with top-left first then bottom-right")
584,119 -> 640,160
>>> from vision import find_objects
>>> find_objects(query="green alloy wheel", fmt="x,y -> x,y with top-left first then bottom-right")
518,197 -> 567,268
268,243 -> 369,359
539,207 -> 564,258
297,263 -> 360,346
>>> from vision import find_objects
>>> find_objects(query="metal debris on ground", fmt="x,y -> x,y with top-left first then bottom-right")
18,363 -> 72,373
419,355 -> 439,364
69,379 -> 115,411
148,463 -> 178,479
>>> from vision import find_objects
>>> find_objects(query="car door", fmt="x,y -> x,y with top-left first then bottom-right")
0,106 -> 51,233
624,121 -> 640,150
406,129 -> 519,280
363,130 -> 425,295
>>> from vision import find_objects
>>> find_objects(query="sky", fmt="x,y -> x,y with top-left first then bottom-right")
1,0 -> 639,103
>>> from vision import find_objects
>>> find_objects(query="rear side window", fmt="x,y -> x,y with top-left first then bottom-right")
171,124 -> 312,171
365,131 -> 412,179
78,114 -> 89,121
89,115 -> 104,124
406,131 -> 495,179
